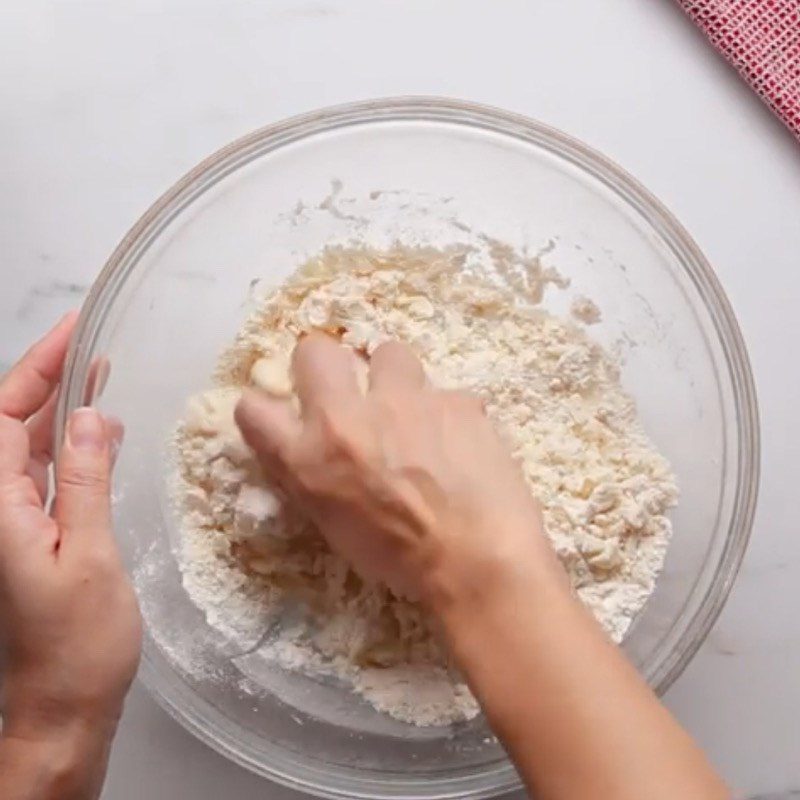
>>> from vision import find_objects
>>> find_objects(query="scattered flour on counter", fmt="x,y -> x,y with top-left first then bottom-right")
171,243 -> 678,726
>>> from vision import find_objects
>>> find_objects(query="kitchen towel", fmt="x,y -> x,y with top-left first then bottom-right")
678,0 -> 800,139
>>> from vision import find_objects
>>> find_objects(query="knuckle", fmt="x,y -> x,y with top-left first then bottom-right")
59,467 -> 108,494
302,405 -> 374,490
77,556 -> 109,581
75,547 -> 123,581
253,438 -> 288,475
0,478 -> 42,533
373,394 -> 403,421
294,463 -> 321,495
0,414 -> 26,446
273,438 -> 301,477
443,389 -> 484,415
316,405 -> 356,454
268,441 -> 292,472
288,444 -> 324,494
0,476 -> 34,507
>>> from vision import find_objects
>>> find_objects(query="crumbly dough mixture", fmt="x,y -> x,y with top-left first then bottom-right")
173,244 -> 678,726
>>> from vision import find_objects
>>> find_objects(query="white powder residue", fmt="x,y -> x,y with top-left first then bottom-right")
170,243 -> 678,726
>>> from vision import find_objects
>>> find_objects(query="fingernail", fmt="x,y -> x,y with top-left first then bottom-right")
68,407 -> 105,452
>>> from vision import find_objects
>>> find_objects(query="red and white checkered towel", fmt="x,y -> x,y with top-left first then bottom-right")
678,0 -> 800,139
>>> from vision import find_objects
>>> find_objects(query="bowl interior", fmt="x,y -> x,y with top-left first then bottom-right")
59,101 -> 756,799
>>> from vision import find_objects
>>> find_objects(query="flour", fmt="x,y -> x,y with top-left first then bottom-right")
171,244 -> 678,726
571,295 -> 602,325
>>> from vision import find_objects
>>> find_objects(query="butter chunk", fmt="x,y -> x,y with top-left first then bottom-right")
250,356 -> 293,397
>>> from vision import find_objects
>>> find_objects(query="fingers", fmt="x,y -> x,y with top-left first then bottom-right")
27,390 -> 59,463
369,340 -> 426,393
29,389 -> 96,505
0,415 -> 30,479
292,332 -> 361,417
26,391 -> 62,502
54,407 -> 114,557
0,471 -> 55,558
441,389 -> 486,417
0,311 -> 78,421
235,388 -> 301,477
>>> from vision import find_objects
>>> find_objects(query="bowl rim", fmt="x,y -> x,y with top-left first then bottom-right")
58,95 -> 760,800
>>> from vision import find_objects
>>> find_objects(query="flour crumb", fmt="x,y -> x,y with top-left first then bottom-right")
571,295 -> 602,325
171,243 -> 677,726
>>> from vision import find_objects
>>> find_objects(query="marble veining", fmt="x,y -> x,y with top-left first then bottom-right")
16,280 -> 89,320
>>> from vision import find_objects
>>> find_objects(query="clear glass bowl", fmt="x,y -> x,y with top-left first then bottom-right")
57,98 -> 759,799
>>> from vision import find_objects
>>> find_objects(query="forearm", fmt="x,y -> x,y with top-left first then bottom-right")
438,555 -> 729,800
0,720 -> 114,800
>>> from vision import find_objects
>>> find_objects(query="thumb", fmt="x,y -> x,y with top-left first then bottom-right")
55,407 -> 113,553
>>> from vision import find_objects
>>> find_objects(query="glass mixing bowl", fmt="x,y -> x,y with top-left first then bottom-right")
57,98 -> 759,799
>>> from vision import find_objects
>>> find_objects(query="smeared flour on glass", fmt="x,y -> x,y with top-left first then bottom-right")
172,244 -> 678,726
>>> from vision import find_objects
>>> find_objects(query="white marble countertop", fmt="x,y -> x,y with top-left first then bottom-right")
2,1 -> 799,798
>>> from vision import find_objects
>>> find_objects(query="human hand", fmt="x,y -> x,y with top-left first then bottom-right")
237,333 -> 728,800
0,314 -> 141,799
235,333 -> 565,615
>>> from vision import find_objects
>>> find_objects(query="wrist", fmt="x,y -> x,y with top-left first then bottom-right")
2,684 -> 120,800
4,708 -> 119,750
425,537 -> 574,652
0,722 -> 113,800
3,671 -> 124,741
